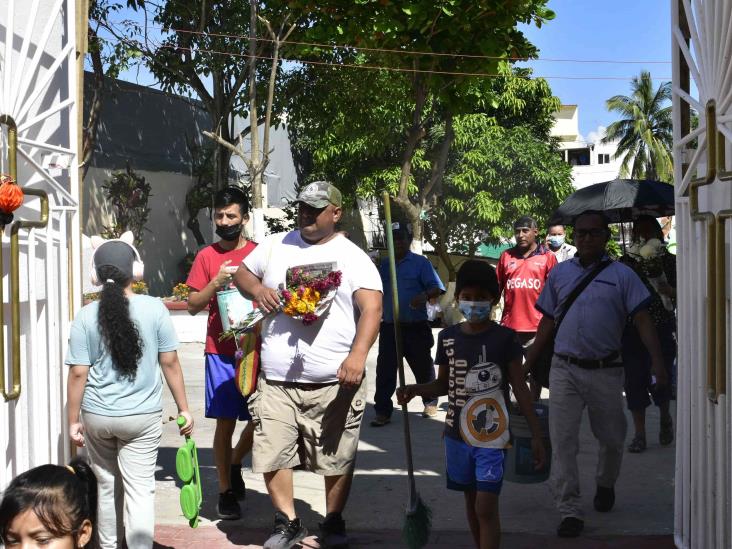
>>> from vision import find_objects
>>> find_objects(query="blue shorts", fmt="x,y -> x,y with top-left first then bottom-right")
445,436 -> 506,494
204,353 -> 251,420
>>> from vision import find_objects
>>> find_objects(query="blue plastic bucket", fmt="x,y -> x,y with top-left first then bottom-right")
504,402 -> 551,483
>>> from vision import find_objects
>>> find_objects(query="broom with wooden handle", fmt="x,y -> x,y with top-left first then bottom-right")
382,192 -> 432,549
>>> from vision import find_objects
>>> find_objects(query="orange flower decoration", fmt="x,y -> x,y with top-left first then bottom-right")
0,175 -> 23,214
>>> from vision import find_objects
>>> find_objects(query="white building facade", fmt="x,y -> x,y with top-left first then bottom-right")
551,104 -> 623,189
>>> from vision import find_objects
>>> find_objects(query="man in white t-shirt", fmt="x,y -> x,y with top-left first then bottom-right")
234,181 -> 383,549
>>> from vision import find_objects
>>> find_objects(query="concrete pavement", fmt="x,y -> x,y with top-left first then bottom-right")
153,340 -> 675,548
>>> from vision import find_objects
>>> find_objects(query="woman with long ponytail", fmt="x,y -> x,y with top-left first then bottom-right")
65,232 -> 194,549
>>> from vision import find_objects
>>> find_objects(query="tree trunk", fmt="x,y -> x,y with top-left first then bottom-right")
248,0 -> 265,242
211,72 -> 232,190
393,73 -> 427,254
217,144 -> 232,190
427,228 -> 458,324
434,240 -> 456,282
81,27 -> 105,181
186,216 -> 206,247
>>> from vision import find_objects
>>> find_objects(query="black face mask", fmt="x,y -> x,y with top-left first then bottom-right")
216,224 -> 242,241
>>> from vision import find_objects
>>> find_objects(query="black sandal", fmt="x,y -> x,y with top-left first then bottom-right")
659,417 -> 674,446
628,435 -> 646,453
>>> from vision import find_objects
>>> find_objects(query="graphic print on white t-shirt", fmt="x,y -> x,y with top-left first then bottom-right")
458,345 -> 511,448
286,262 -> 337,286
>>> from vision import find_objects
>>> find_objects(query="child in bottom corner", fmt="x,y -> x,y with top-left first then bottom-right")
0,457 -> 99,549
398,259 -> 546,549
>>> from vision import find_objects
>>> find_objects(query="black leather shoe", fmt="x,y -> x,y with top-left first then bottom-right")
594,485 -> 615,512
557,516 -> 584,537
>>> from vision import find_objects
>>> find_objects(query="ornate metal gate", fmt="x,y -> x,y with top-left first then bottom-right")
672,0 -> 732,547
0,0 -> 81,485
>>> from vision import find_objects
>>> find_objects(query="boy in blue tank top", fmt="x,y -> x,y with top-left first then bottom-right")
398,260 -> 546,549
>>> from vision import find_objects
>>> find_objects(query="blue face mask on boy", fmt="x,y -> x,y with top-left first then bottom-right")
548,235 -> 565,248
458,300 -> 493,322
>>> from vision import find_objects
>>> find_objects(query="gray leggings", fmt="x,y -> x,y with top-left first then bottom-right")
82,411 -> 162,549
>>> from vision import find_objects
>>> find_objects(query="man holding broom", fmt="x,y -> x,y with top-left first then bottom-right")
233,182 -> 382,549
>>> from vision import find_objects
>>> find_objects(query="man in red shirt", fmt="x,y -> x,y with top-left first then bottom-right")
186,186 -> 257,520
497,216 -> 557,398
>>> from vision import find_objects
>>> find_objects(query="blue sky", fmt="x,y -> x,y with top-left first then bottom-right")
519,0 -> 672,138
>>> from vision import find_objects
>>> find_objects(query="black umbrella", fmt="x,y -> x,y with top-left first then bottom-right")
550,179 -> 675,225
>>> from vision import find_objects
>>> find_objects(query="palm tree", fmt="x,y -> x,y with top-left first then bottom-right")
602,71 -> 673,182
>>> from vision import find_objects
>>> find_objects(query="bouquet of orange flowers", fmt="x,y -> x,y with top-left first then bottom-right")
220,263 -> 342,341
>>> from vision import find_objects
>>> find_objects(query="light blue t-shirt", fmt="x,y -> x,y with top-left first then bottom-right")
65,295 -> 179,416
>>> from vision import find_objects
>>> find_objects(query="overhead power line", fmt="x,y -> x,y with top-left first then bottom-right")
135,24 -> 672,65
109,35 -> 671,81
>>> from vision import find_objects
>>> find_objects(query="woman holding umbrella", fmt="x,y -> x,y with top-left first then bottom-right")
619,216 -> 676,453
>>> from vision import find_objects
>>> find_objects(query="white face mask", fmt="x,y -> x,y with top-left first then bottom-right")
458,300 -> 493,322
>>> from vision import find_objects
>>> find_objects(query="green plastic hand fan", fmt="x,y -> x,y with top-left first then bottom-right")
175,416 -> 202,528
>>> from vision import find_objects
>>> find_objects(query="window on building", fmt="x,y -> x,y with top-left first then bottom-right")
597,153 -> 611,165
567,148 -> 590,166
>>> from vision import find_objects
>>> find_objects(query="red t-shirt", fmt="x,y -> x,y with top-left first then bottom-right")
496,245 -> 557,333
186,241 -> 257,355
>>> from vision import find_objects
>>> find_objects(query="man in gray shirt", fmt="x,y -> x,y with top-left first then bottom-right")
525,210 -> 667,539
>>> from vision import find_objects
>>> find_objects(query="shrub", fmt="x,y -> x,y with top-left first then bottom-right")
171,283 -> 190,301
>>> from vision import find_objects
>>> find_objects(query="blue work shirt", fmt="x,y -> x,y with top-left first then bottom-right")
535,256 -> 651,360
380,251 -> 445,323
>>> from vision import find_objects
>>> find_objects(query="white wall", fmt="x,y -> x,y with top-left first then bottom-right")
570,139 -> 623,189
551,105 -> 579,141
83,167 -> 214,296
552,107 -> 624,189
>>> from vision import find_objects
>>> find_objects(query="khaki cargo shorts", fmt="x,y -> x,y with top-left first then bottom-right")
248,376 -> 367,475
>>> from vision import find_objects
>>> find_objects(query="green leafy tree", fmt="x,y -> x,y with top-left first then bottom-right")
285,64 -> 410,201
289,0 -> 555,250
602,70 -> 673,182
92,0 -> 304,242
425,118 -> 573,281
287,62 -> 571,279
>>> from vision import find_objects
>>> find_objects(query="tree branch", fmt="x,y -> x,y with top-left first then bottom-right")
421,111 -> 454,205
203,130 -> 249,164
398,72 -> 427,203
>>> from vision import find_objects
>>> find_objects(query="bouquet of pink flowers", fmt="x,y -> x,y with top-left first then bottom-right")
220,263 -> 342,341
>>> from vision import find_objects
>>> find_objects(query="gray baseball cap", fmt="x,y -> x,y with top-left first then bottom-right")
295,181 -> 342,208
94,241 -> 135,279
